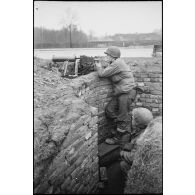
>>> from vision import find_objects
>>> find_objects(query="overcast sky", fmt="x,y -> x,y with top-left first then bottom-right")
34,1 -> 162,36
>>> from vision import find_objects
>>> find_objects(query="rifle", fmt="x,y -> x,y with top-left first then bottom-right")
51,55 -> 100,77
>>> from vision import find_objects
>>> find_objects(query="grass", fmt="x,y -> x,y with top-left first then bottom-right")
124,117 -> 162,194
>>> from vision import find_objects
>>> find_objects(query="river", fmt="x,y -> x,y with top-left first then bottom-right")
34,47 -> 154,59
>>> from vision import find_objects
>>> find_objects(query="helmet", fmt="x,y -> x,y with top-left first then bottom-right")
132,108 -> 153,129
104,46 -> 121,58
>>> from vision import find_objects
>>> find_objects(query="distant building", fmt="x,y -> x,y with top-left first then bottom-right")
88,34 -> 162,48
88,37 -> 128,48
87,37 -> 113,47
88,40 -> 114,48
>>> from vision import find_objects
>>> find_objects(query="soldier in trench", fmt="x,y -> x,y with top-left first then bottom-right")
119,107 -> 153,176
95,46 -> 137,145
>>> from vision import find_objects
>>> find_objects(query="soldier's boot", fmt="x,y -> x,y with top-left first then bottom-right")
105,120 -> 131,145
105,131 -> 130,146
105,130 -> 122,145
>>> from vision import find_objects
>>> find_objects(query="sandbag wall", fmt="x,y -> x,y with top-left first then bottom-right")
34,60 -> 100,194
73,72 -> 114,144
131,63 -> 162,117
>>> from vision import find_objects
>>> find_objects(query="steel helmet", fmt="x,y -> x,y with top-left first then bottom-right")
132,108 -> 153,128
104,46 -> 121,58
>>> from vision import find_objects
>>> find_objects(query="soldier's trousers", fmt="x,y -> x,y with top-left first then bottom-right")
105,89 -> 137,132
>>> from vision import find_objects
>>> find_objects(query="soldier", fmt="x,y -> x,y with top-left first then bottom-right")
119,107 -> 153,176
96,46 -> 136,144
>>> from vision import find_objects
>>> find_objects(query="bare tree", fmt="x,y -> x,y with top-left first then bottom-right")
60,8 -> 79,48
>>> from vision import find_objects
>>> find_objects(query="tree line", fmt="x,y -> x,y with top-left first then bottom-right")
34,25 -> 89,48
34,26 -> 162,49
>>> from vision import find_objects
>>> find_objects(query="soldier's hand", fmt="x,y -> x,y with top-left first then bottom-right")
123,143 -> 134,151
95,62 -> 102,68
102,63 -> 108,68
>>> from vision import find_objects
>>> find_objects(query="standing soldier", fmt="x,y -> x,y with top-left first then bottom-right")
96,46 -> 136,144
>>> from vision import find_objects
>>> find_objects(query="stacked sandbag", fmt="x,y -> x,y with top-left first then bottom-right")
124,117 -> 162,194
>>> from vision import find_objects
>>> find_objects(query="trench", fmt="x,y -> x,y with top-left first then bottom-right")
64,56 -> 162,194
34,57 -> 162,194
50,56 -> 127,193
76,81 -> 125,194
70,71 -> 132,194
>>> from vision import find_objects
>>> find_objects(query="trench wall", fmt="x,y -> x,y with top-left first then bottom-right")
132,70 -> 162,116
34,59 -> 100,194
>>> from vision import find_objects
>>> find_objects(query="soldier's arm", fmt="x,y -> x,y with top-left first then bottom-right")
96,62 -> 120,77
120,147 -> 137,163
120,140 -> 138,163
